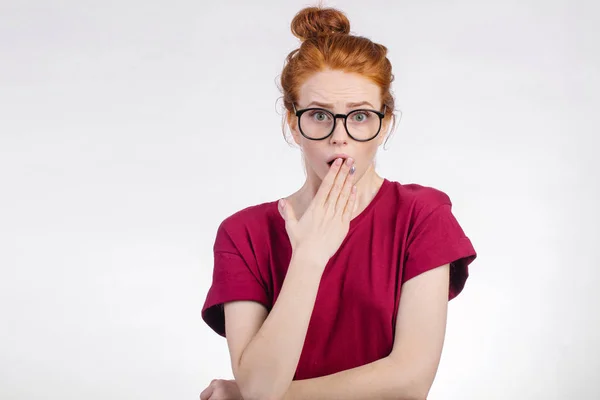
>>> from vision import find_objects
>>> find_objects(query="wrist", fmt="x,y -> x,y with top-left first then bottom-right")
291,248 -> 328,271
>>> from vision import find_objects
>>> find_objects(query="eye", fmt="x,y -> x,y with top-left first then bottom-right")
351,112 -> 369,122
308,110 -> 331,122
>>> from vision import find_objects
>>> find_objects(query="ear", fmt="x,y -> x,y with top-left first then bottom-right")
378,116 -> 392,146
287,112 -> 302,146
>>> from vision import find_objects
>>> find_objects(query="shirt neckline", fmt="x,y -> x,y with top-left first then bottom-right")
271,178 -> 392,229
349,177 -> 391,228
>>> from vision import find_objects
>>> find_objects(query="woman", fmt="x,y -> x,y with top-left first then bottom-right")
200,6 -> 477,400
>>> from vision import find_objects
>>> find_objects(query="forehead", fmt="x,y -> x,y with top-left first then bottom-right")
297,69 -> 381,107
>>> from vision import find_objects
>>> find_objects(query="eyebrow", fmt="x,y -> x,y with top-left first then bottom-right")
306,101 -> 376,109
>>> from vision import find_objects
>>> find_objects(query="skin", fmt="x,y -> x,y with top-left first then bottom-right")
201,155 -> 358,400
284,69 -> 391,222
200,69 -> 450,400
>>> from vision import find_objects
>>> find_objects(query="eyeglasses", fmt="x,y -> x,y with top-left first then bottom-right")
293,103 -> 386,142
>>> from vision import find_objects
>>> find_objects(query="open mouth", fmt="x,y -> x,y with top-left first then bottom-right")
327,157 -> 347,167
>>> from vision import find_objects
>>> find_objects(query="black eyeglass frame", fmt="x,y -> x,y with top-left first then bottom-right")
292,103 -> 387,142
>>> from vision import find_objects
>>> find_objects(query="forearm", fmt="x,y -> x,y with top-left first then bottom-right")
235,251 -> 323,400
284,356 -> 426,400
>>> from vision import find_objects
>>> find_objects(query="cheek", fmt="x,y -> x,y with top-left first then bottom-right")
301,146 -> 329,174
302,145 -> 323,163
358,145 -> 378,160
355,147 -> 379,170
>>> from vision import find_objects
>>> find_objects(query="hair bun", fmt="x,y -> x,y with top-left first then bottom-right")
291,6 -> 350,42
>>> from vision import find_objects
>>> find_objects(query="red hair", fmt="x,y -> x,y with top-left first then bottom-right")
280,6 -> 396,138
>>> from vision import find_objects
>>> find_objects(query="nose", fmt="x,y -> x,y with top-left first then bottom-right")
329,117 -> 349,145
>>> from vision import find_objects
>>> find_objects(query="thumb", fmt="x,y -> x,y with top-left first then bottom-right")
199,383 -> 213,400
278,199 -> 297,225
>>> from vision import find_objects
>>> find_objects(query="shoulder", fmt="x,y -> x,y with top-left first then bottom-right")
214,200 -> 282,252
219,201 -> 279,231
385,179 -> 453,220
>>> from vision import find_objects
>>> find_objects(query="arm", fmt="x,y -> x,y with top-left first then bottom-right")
283,263 -> 451,400
224,251 -> 324,400
224,158 -> 357,400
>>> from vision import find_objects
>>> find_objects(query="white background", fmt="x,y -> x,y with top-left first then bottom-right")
1,0 -> 599,399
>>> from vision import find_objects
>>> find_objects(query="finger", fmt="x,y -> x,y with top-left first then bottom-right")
278,198 -> 297,225
335,163 -> 356,214
199,385 -> 213,400
314,157 -> 343,205
342,185 -> 357,222
325,158 -> 353,211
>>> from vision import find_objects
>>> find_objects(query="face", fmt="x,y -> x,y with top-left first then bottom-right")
289,69 -> 390,182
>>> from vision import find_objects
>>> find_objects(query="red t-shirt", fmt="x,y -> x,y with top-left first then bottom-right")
202,178 -> 477,380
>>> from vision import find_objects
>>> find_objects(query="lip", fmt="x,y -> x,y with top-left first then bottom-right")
326,153 -> 351,164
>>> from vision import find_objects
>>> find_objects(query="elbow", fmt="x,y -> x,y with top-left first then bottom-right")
397,380 -> 431,400
386,356 -> 434,400
394,379 -> 431,400
404,391 -> 428,400
387,369 -> 432,400
393,389 -> 427,400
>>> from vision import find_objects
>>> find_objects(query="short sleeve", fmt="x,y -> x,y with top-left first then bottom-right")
403,203 -> 477,300
201,221 -> 270,337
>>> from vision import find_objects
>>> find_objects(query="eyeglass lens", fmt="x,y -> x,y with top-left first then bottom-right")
299,109 -> 381,140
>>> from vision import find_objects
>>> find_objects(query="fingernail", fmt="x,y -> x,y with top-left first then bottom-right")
350,165 -> 356,174
335,158 -> 342,166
